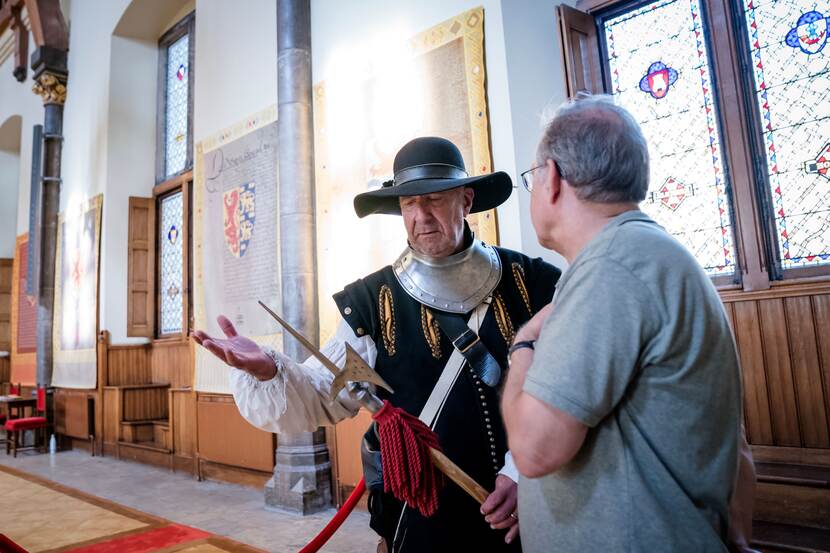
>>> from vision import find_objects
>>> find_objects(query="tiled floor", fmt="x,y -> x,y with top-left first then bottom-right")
0,449 -> 377,553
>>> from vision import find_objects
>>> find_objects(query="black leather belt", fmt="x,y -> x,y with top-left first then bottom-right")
432,310 -> 502,387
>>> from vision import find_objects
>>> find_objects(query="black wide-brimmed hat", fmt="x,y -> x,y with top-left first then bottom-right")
353,136 -> 513,217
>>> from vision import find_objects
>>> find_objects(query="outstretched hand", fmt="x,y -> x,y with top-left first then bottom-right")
192,315 -> 277,381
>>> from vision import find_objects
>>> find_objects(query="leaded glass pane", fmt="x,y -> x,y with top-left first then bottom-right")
160,191 -> 184,334
603,0 -> 737,276
742,0 -> 830,269
165,34 -> 189,177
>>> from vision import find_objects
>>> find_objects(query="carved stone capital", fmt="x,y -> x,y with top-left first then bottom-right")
32,72 -> 67,105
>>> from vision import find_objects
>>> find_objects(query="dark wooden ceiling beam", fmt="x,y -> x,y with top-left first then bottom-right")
24,0 -> 67,51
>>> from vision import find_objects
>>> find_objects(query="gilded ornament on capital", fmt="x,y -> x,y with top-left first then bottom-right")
32,72 -> 67,105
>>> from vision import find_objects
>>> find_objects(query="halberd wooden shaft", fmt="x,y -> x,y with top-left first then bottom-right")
258,300 -> 492,505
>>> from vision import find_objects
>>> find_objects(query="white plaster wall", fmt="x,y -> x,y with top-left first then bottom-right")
193,0 -> 277,142
310,0 -> 570,269
500,0 -> 572,269
59,0 -> 139,344
102,35 -> 159,345
0,149 -> 20,256
0,32 -> 46,242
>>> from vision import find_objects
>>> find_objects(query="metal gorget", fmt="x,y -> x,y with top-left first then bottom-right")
392,237 -> 501,314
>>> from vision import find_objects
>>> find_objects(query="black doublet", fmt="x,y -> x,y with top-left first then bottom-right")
333,247 -> 560,552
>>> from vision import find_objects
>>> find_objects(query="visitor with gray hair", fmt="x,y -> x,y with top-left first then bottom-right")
500,94 -> 748,551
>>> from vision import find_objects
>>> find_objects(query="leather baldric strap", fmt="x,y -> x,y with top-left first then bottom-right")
390,299 -> 491,552
418,299 -> 490,428
431,307 -> 502,388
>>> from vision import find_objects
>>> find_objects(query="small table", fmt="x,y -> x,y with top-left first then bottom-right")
0,396 -> 37,420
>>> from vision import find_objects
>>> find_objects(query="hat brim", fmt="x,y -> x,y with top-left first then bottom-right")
353,171 -> 513,218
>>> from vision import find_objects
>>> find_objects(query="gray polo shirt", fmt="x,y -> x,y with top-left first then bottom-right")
519,210 -> 741,552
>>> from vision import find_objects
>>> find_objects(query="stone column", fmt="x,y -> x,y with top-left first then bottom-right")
31,47 -> 68,388
265,0 -> 332,514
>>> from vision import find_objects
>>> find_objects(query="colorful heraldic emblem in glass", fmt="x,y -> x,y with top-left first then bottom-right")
223,182 -> 256,258
804,142 -> 830,180
639,61 -> 679,99
785,10 -> 829,55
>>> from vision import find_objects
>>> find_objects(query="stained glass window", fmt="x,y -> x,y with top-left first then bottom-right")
165,34 -> 190,178
602,0 -> 737,276
159,191 -> 184,335
742,0 -> 830,270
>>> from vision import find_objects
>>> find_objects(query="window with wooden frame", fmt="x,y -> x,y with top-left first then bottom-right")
559,0 -> 830,290
127,13 -> 195,338
157,12 -> 195,183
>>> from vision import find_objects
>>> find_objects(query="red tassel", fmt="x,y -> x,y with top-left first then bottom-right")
372,400 -> 444,517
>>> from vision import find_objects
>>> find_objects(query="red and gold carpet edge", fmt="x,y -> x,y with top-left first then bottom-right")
0,464 -> 265,553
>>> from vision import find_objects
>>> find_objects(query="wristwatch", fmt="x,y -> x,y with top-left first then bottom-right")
507,340 -> 535,366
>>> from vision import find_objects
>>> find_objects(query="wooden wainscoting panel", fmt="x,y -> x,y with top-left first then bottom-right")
722,301 -> 735,332
757,299 -> 801,447
171,389 -> 196,458
196,393 -> 274,472
107,344 -> 151,386
102,388 -> 120,446
0,258 -> 13,351
733,300 -> 774,445
334,409 -> 373,490
121,386 -> 169,421
54,389 -> 93,440
812,295 -> 830,435
151,339 -> 192,388
784,296 -> 830,448
0,357 -> 9,383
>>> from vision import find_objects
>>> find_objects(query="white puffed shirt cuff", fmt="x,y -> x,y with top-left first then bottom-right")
498,451 -> 519,483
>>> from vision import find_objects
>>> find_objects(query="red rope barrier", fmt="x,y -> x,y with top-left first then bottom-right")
298,478 -> 367,553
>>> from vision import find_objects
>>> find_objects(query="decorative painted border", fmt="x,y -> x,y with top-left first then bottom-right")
0,464 -> 264,553
10,233 -> 36,386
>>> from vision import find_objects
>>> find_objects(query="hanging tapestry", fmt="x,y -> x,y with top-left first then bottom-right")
193,106 -> 281,393
52,194 -> 103,389
314,7 -> 498,343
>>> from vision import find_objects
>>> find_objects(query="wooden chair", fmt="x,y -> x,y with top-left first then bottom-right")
5,387 -> 47,457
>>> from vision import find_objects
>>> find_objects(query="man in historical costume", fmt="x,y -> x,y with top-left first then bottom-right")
192,137 -> 561,552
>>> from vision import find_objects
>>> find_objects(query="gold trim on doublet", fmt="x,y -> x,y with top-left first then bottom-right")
512,262 -> 532,316
421,306 -> 443,359
493,292 -> 515,345
379,285 -> 397,356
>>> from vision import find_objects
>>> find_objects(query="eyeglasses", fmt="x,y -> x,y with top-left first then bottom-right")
520,165 -> 543,192
520,161 -> 563,192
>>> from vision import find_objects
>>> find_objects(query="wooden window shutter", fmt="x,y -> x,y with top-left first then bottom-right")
557,5 -> 605,97
127,197 -> 156,337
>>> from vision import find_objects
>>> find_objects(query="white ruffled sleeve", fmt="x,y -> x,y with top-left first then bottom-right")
229,319 -> 377,434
